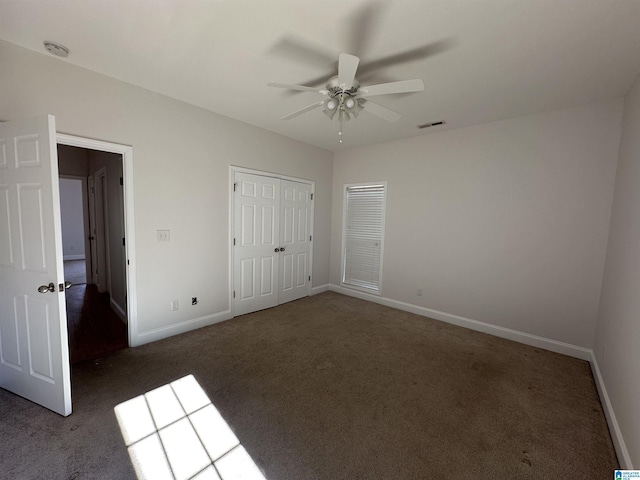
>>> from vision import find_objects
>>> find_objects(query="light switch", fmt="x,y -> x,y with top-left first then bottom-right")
157,230 -> 170,242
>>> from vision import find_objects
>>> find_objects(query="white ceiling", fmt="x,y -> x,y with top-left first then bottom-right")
2,0 -> 640,151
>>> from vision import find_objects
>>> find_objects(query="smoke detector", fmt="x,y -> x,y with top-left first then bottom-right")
43,41 -> 69,58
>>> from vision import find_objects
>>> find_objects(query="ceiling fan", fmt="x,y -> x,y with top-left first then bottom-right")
268,53 -> 424,143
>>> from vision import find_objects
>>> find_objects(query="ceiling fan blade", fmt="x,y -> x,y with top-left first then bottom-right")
359,79 -> 424,97
295,72 -> 335,89
358,39 -> 457,76
268,82 -> 327,94
338,53 -> 360,90
362,100 -> 401,122
268,36 -> 336,69
345,1 -> 385,57
281,101 -> 324,120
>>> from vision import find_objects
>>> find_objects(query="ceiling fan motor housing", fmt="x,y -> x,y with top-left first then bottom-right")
326,75 -> 360,96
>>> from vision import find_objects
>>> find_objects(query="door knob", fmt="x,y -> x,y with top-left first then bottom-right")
274,248 -> 280,252
64,281 -> 72,290
280,247 -> 285,252
38,283 -> 55,293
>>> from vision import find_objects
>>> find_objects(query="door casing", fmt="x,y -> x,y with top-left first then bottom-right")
93,167 -> 110,293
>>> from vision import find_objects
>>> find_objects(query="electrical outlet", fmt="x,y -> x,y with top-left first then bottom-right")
171,299 -> 179,311
192,297 -> 198,305
157,229 -> 170,242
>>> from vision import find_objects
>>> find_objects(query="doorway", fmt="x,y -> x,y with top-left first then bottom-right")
57,142 -> 129,363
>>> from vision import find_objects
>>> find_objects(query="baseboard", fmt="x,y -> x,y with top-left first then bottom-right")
133,310 -> 232,346
110,298 -> 127,324
63,254 -> 85,261
589,352 -> 633,469
328,284 -> 592,361
310,284 -> 330,295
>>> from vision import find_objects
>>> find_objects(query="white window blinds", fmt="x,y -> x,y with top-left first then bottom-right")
342,183 -> 386,294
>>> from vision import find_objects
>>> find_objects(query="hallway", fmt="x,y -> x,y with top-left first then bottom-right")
64,260 -> 128,364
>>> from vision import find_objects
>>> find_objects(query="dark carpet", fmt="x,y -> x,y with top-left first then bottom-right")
0,292 -> 618,479
64,259 -> 128,364
65,283 -> 128,364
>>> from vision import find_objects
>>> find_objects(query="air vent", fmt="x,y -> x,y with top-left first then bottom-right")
417,120 -> 446,129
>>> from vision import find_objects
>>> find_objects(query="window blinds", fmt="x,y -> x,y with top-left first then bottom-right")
342,184 -> 386,293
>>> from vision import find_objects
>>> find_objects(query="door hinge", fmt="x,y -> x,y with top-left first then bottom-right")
233,238 -> 236,246
310,193 -> 314,200
309,235 -> 312,242
308,275 -> 311,281
233,290 -> 236,298
122,237 -> 125,246
233,182 -> 238,192
119,176 -> 123,186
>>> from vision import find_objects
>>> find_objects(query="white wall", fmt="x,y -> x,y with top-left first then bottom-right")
594,74 -> 640,468
0,40 -> 333,343
331,100 -> 623,349
58,177 -> 85,260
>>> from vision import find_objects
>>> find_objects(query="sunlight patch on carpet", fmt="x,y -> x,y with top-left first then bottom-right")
114,374 -> 266,480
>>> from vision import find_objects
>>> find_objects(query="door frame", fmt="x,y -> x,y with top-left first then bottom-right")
93,166 -> 110,293
87,174 -> 98,285
229,166 -> 315,317
57,134 -> 138,346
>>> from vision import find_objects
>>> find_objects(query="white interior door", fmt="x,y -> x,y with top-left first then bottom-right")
233,172 -> 280,316
279,180 -> 312,304
233,172 -> 313,316
0,114 -> 72,416
87,174 -> 98,285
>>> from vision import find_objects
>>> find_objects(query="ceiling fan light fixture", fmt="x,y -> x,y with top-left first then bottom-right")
325,97 -> 339,110
340,109 -> 351,122
323,109 -> 337,120
344,97 -> 356,109
323,107 -> 337,120
323,97 -> 340,120
345,97 -> 364,118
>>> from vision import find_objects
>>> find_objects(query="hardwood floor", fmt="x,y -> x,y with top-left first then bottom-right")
64,260 -> 127,364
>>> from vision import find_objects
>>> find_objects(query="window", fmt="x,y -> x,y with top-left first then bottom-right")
341,182 -> 387,294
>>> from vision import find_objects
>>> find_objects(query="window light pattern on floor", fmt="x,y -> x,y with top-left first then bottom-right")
114,374 -> 267,480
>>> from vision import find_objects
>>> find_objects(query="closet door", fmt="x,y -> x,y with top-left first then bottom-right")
278,180 -> 312,304
233,173 -> 280,316
233,172 -> 313,316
